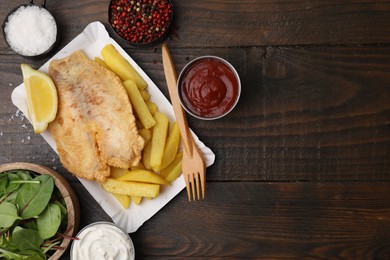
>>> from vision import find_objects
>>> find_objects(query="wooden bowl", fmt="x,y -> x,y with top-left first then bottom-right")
0,162 -> 80,260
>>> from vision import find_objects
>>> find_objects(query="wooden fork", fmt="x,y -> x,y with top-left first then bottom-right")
162,43 -> 206,201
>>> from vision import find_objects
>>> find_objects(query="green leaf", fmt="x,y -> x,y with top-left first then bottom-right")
2,190 -> 18,204
17,250 -> 45,260
16,171 -> 33,181
5,174 -> 22,194
0,248 -> 25,260
0,233 -> 18,251
0,201 -> 21,228
22,219 -> 38,231
37,203 -> 61,240
53,200 -> 67,216
16,175 -> 54,219
12,226 -> 43,252
0,248 -> 45,260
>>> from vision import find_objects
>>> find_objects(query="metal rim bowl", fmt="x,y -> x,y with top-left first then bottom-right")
2,0 -> 60,59
177,56 -> 241,120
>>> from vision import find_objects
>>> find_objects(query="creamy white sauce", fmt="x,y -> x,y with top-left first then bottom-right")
71,223 -> 134,260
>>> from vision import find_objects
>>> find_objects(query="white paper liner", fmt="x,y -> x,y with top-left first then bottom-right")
11,21 -> 215,233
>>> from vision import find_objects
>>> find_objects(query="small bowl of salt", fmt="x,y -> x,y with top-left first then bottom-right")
2,0 -> 60,59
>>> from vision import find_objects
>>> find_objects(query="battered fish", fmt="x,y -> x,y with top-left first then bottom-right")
49,50 -> 144,182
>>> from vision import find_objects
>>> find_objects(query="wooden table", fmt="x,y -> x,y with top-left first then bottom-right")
1,0 -> 389,259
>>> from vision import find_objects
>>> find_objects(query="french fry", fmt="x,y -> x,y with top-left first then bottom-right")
123,80 -> 156,129
101,44 -> 147,89
146,101 -> 157,115
135,119 -> 143,130
161,152 -> 183,182
142,137 -> 153,170
95,57 -> 111,70
110,167 -> 129,178
130,161 -> 146,171
118,170 -> 170,185
112,193 -> 131,209
150,112 -> 169,170
154,122 -> 180,172
141,89 -> 150,101
131,196 -> 142,205
139,128 -> 152,144
102,178 -> 160,198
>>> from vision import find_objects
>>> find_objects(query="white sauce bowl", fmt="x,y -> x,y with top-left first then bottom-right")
70,222 -> 135,260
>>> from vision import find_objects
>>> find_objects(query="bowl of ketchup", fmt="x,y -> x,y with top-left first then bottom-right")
177,56 -> 241,120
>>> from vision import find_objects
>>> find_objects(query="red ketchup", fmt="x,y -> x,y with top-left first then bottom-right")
179,57 -> 239,119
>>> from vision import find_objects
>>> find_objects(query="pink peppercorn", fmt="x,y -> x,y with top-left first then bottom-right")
109,0 -> 173,44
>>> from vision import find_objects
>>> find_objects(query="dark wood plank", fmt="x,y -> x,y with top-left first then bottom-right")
2,0 -> 390,49
130,182 -> 390,259
172,0 -> 390,46
0,1 -> 389,259
1,46 -> 389,181
58,182 -> 390,259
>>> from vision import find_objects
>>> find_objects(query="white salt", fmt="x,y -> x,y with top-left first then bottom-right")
4,5 -> 57,56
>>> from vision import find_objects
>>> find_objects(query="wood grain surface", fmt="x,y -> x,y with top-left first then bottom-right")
0,0 -> 389,259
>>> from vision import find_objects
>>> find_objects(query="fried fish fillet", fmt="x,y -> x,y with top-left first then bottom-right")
49,50 -> 144,182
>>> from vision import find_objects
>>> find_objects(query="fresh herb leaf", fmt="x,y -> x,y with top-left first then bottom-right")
16,175 -> 54,219
12,226 -> 43,252
1,190 -> 18,204
0,233 -> 18,252
17,250 -> 46,260
37,203 -> 61,240
16,171 -> 33,181
0,248 -> 45,260
22,219 -> 38,231
5,174 -> 22,194
53,200 -> 67,217
0,201 -> 21,228
0,247 -> 25,260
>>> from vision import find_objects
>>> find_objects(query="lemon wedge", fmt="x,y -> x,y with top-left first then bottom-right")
21,64 -> 58,133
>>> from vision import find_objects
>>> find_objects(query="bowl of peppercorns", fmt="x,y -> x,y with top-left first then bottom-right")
108,0 -> 174,47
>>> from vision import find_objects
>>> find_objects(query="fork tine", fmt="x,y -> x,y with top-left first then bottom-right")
190,173 -> 196,201
184,174 -> 192,201
195,172 -> 201,200
199,171 -> 205,199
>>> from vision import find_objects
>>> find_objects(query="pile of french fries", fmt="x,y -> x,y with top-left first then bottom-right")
95,44 -> 182,209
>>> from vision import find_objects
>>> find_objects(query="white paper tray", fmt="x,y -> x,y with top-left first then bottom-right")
11,21 -> 215,233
